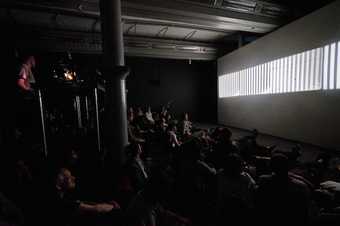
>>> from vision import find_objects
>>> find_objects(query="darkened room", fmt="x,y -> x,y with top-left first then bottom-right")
1,0 -> 340,226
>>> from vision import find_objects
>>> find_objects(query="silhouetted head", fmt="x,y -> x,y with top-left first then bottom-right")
184,112 -> 189,121
223,153 -> 242,177
252,129 -> 258,138
182,138 -> 202,160
168,123 -> 177,132
137,107 -> 143,116
219,127 -> 232,142
271,153 -> 288,177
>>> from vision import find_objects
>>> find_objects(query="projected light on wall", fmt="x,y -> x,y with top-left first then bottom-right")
219,41 -> 340,98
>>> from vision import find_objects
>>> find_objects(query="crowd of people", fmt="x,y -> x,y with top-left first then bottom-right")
2,99 -> 340,226
1,54 -> 340,226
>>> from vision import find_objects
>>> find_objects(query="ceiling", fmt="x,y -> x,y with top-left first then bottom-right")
0,0 -> 335,60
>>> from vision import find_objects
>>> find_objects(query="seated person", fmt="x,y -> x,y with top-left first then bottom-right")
128,116 -> 145,143
181,113 -> 192,137
214,153 -> 256,226
208,127 -> 237,170
127,107 -> 134,123
239,129 -> 274,158
124,168 -> 191,226
137,107 -> 144,117
161,117 -> 168,130
124,142 -> 149,193
50,168 -> 120,226
199,129 -> 216,150
255,153 -> 311,226
167,124 -> 181,149
145,106 -> 155,125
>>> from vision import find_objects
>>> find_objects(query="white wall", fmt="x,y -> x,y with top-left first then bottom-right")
218,0 -> 340,150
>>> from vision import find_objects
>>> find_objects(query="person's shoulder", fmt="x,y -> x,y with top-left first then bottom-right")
290,177 -> 310,193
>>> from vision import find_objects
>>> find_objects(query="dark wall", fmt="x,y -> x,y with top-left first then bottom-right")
126,57 -> 217,122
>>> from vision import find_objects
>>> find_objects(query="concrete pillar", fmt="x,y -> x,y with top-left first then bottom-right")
100,0 -> 129,169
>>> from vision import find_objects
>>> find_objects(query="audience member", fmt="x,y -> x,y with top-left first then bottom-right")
125,168 -> 191,226
17,55 -> 36,93
168,124 -> 181,149
124,142 -> 149,193
214,153 -> 256,225
49,168 -> 121,226
145,106 -> 155,124
255,153 -> 311,226
181,112 -> 193,137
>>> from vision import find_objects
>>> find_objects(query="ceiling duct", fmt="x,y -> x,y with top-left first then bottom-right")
221,0 -> 288,18
221,0 -> 255,13
176,46 -> 201,51
223,0 -> 256,8
152,44 -> 176,49
125,41 -> 152,48
262,5 -> 287,17
175,0 -> 213,7
202,47 -> 217,53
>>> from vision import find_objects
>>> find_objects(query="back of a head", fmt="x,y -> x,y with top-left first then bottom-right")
252,129 -> 258,138
219,127 -> 232,141
271,153 -> 288,176
224,153 -> 242,177
181,138 -> 202,160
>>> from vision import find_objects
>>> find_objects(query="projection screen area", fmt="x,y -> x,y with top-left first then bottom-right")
219,41 -> 340,98
217,1 -> 340,150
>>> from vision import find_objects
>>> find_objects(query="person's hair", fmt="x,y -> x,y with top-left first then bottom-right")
181,138 -> 201,160
219,127 -> 232,140
183,112 -> 188,119
223,153 -> 242,176
270,153 -> 288,176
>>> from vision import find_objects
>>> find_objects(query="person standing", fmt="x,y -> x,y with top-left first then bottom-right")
17,55 -> 36,93
15,55 -> 39,157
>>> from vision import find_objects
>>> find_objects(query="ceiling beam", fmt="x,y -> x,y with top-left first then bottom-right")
155,26 -> 169,38
15,28 -> 220,60
183,30 -> 197,41
1,0 -> 282,33
122,0 -> 281,33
